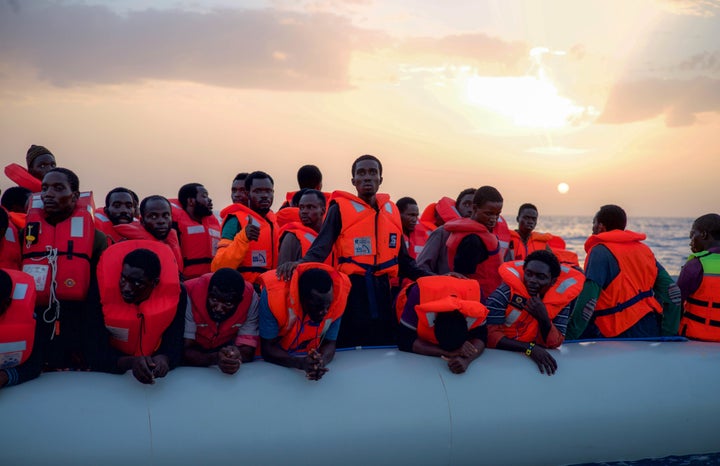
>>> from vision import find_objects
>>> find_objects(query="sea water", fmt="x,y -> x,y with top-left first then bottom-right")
541,216 -> 693,277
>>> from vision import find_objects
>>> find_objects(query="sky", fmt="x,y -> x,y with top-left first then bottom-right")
0,0 -> 718,219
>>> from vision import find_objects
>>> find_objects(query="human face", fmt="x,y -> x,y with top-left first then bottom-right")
301,288 -> 333,324
248,178 -> 274,215
517,208 -> 538,237
106,192 -> 135,225
471,201 -> 502,231
591,215 -> 602,235
523,260 -> 555,297
119,264 -> 157,304
141,199 -> 172,240
41,171 -> 78,223
299,193 -> 325,230
689,223 -> 707,254
193,186 -> 213,218
231,179 -> 248,205
400,203 -> 419,235
28,154 -> 56,180
351,160 -> 382,201
457,194 -> 474,218
206,285 -> 241,322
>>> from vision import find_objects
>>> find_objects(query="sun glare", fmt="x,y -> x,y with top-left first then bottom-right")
557,182 -> 570,194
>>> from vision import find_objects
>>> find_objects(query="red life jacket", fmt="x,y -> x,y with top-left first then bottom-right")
169,201 -> 221,279
3,163 -> 41,193
184,272 -> 257,350
332,191 -> 402,278
444,218 -> 501,302
406,222 -> 432,260
413,276 -> 488,345
8,211 -> 26,230
97,240 -> 181,356
680,251 -> 720,342
584,230 -> 662,337
112,223 -> 183,274
260,262 -> 350,353
0,222 -> 22,270
497,260 -> 585,344
21,193 -> 96,307
495,215 -> 512,261
94,208 -> 131,245
220,203 -> 278,285
0,269 -> 36,368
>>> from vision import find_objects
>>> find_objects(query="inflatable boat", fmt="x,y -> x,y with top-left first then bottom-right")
1,340 -> 719,465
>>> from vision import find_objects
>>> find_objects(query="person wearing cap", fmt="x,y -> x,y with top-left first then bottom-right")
3,145 -> 57,193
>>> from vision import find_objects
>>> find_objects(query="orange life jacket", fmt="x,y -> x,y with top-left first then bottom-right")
0,222 -> 22,270
412,276 -> 488,345
8,212 -> 26,230
184,272 -> 257,350
170,202 -> 221,279
444,218 -> 502,302
112,223 -> 183,274
21,193 -> 96,307
0,269 -> 36,368
279,222 -> 333,265
97,240 -> 181,356
496,260 -> 585,344
220,203 -> 278,285
495,215 -> 512,261
3,163 -> 41,193
419,196 -> 458,230
680,251 -> 720,342
260,262 -> 350,353
283,190 -> 333,210
584,230 -> 662,337
332,191 -> 402,278
276,207 -> 300,228
509,230 -> 565,260
406,222 -> 432,259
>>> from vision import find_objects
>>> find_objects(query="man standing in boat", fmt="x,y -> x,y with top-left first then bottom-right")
566,205 -> 681,339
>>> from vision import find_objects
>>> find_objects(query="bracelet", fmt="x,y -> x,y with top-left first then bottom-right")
525,342 -> 535,356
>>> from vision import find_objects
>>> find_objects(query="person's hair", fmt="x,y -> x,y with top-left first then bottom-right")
596,204 -> 627,231
517,203 -> 538,216
233,172 -> 249,182
524,250 -> 561,279
0,269 -> 12,302
1,186 -> 31,211
244,171 -> 274,191
105,187 -> 137,209
0,208 -> 8,232
45,167 -> 79,192
693,213 -> 720,241
455,188 -> 476,207
298,268 -> 333,297
209,268 -> 245,294
434,310 -> 468,351
472,186 -> 502,207
396,197 -> 418,213
178,183 -> 203,210
294,188 -> 325,207
139,195 -> 171,217
297,165 -> 322,189
122,249 -> 161,281
351,154 -> 382,177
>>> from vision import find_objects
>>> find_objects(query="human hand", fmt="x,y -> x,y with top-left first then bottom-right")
218,346 -> 242,375
529,346 -> 557,376
276,261 -> 299,281
304,349 -> 328,381
151,355 -> 170,379
441,355 -> 470,374
245,215 -> 260,241
524,296 -> 548,321
132,356 -> 156,384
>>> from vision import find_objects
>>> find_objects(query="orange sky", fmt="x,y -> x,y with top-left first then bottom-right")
1,0 -> 718,219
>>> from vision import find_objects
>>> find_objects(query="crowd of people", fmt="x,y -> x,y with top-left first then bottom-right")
0,144 -> 717,389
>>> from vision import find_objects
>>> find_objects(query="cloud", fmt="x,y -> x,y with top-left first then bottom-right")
658,0 -> 720,17
0,1 -> 380,91
675,50 -> 720,73
598,77 -> 720,126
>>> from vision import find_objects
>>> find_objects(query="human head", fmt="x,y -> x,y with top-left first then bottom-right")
41,168 -> 79,224
523,250 -> 560,297
298,268 -> 334,324
297,164 -> 323,190
1,186 -> 32,213
593,204 -> 626,234
140,195 -> 172,240
104,187 -> 136,225
231,173 -> 249,205
396,197 -> 419,235
0,269 -> 12,317
516,203 -> 539,237
298,189 -> 326,231
245,171 -> 274,215
689,213 -> 720,254
26,145 -> 57,180
434,310 -> 468,351
207,268 -> 245,322
178,183 -> 213,219
455,188 -> 476,218
120,249 -> 161,304
471,186 -> 503,231
351,155 -> 383,201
